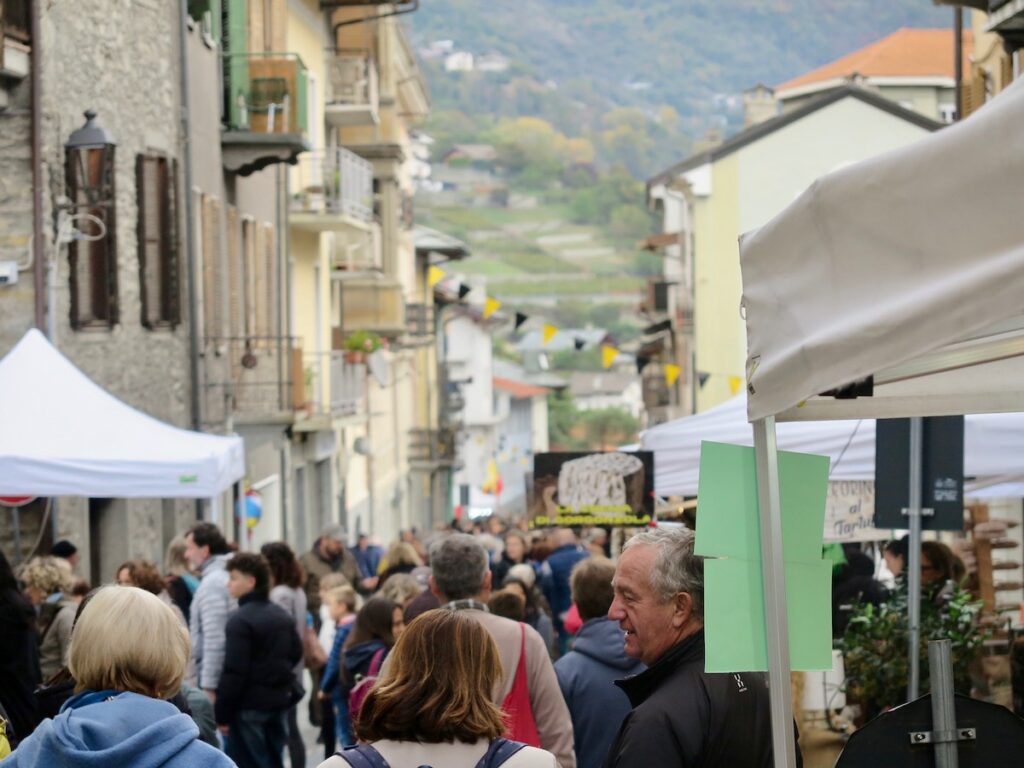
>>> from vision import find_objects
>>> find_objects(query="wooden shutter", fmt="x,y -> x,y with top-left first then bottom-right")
253,221 -> 268,338
262,222 -> 277,339
242,217 -> 258,341
136,155 -> 181,328
227,206 -> 243,338
201,195 -> 225,341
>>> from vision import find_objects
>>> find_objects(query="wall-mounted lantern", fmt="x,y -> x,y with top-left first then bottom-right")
65,110 -> 116,207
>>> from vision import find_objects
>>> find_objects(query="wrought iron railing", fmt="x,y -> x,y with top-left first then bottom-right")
291,147 -> 373,222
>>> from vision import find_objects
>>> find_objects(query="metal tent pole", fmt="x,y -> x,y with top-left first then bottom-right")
929,639 -> 959,768
907,416 -> 924,701
753,416 -> 797,766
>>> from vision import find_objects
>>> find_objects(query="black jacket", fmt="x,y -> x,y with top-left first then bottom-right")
602,630 -> 802,768
214,591 -> 302,725
0,592 -> 41,744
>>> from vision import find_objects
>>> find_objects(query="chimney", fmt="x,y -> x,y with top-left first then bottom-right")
743,84 -> 778,127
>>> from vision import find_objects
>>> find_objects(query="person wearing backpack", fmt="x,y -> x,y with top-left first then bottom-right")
339,596 -> 402,723
318,609 -> 555,768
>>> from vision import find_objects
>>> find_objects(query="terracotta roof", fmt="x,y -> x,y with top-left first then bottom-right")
777,28 -> 973,95
493,377 -> 548,398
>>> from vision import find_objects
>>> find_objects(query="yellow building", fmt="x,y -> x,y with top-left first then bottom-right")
649,89 -> 940,412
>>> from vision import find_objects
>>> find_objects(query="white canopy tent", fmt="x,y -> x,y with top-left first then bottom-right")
736,78 -> 1024,764
642,394 -> 1024,499
0,329 -> 244,498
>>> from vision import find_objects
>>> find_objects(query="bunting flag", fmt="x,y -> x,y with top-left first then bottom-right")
514,312 -> 529,331
728,375 -> 743,395
458,283 -> 472,299
636,355 -> 651,374
428,265 -> 446,289
483,297 -> 502,319
574,337 -> 586,351
698,372 -> 711,388
542,324 -> 559,346
664,364 -> 682,387
601,345 -> 620,369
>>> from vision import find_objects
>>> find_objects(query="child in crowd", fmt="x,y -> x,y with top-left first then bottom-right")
318,586 -> 359,748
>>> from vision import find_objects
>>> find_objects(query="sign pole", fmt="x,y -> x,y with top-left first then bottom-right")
753,416 -> 797,766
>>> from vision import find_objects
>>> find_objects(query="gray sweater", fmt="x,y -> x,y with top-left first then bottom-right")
269,584 -> 307,681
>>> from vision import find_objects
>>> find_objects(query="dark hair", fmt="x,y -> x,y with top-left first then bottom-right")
921,541 -> 956,583
117,559 -> 166,595
260,542 -> 303,589
0,549 -> 17,595
487,590 -> 525,622
344,596 -> 398,650
501,577 -> 545,623
884,535 -> 909,560
570,557 -> 616,621
225,552 -> 270,594
186,522 -> 229,555
356,610 -> 505,744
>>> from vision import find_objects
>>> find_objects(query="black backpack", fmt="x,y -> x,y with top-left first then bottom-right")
339,738 -> 527,768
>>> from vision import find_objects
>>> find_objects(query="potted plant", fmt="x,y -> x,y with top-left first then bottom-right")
343,330 -> 383,364
840,580 -> 988,721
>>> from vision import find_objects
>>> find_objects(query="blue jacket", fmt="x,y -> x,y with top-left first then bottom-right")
321,621 -> 355,696
542,545 -> 589,629
2,690 -> 234,768
350,545 -> 383,580
555,618 -> 645,768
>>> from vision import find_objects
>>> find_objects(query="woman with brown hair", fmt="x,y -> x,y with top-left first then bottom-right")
116,559 -> 187,628
319,610 -> 555,768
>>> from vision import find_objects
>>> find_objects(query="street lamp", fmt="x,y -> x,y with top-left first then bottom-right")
65,109 -> 116,208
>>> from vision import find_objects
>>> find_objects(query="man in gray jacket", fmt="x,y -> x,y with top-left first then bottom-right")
427,534 -> 576,768
184,522 -> 235,702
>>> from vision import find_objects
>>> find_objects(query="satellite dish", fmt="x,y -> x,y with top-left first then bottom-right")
368,349 -> 391,387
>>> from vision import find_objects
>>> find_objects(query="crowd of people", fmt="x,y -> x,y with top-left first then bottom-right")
0,519 -> 798,768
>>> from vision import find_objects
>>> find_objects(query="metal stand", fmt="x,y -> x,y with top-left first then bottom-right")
906,416 -> 924,701
927,640 -> 961,768
753,416 -> 797,766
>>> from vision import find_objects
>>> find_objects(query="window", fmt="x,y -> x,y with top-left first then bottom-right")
67,146 -> 118,330
2,0 -> 32,44
136,154 -> 180,328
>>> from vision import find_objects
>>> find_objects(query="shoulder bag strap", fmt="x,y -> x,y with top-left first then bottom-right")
368,647 -> 386,676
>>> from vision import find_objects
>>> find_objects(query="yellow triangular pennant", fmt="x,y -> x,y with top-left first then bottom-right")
542,324 -> 559,346
729,375 -> 743,396
483,297 -> 502,320
428,265 -> 446,289
664,364 -> 681,387
601,345 -> 620,369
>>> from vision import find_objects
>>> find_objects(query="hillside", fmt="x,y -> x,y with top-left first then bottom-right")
409,0 -> 952,149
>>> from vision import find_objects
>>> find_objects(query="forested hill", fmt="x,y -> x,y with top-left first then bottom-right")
409,0 -> 952,165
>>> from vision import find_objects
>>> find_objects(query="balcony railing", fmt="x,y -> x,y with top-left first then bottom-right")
326,49 -> 379,127
224,52 -> 309,136
336,275 -> 406,336
408,427 -> 459,468
203,336 -> 297,422
330,351 -> 367,416
291,147 -> 374,222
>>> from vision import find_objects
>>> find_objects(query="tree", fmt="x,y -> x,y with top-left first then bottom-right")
581,408 -> 641,450
609,204 -> 654,240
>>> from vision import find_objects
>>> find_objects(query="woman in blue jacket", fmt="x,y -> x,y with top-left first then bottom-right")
3,585 -> 233,768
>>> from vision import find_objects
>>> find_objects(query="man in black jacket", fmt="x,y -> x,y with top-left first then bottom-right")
603,528 -> 802,768
216,553 -> 302,768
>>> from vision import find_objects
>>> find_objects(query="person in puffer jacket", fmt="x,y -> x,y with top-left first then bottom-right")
554,558 -> 644,768
2,585 -> 233,768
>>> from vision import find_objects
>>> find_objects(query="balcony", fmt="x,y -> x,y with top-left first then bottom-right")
408,427 -> 460,470
290,146 -> 374,230
221,52 -> 310,176
334,273 -> 406,337
202,336 -> 296,425
988,1 -> 1024,48
326,50 -> 379,128
297,351 -> 367,426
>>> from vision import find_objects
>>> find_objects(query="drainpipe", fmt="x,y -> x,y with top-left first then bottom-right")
954,8 -> 963,122
30,0 -> 45,331
178,0 -> 202,431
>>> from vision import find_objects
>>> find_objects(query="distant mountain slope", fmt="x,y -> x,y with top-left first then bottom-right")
409,0 -> 952,127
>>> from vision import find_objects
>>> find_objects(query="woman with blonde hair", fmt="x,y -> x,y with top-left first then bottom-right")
319,609 -> 555,768
19,556 -> 76,679
378,542 -> 423,585
3,585 -> 233,767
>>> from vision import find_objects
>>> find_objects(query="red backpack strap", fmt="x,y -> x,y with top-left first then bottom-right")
368,647 -> 386,676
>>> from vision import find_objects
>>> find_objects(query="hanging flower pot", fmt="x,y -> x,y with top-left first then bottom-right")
344,349 -> 367,364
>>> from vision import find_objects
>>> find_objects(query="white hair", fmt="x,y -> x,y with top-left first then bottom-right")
622,527 -> 704,618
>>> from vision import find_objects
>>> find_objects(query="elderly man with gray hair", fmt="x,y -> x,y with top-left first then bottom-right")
603,528 -> 802,768
428,533 -> 576,768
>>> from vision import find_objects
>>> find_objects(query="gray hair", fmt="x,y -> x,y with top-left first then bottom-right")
429,533 -> 490,601
622,527 -> 704,619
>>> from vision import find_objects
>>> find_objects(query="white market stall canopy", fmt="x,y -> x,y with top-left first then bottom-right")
739,76 -> 1024,423
0,330 -> 244,498
642,395 -> 1024,499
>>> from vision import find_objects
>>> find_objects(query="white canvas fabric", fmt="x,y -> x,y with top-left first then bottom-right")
739,77 -> 1024,422
0,330 -> 244,497
642,395 -> 1024,499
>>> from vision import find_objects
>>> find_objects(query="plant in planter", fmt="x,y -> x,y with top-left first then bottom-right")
840,579 -> 988,718
343,330 -> 383,363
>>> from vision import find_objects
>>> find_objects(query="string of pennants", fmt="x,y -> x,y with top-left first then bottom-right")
428,265 -> 742,393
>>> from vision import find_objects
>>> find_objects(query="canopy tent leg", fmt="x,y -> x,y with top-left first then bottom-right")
753,416 -> 798,767
907,416 -> 924,701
